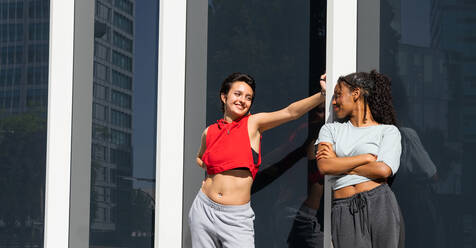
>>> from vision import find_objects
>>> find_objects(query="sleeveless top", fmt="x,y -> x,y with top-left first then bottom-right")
202,115 -> 262,179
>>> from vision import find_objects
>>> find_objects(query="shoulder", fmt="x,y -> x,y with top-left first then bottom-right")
321,121 -> 347,132
380,124 -> 401,138
247,113 -> 259,123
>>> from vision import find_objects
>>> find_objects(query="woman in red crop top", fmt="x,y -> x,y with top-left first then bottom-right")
188,72 -> 326,248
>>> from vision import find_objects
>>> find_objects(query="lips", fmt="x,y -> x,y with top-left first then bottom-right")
234,103 -> 245,110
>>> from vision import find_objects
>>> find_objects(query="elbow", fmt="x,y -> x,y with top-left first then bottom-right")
377,163 -> 392,178
317,159 -> 330,175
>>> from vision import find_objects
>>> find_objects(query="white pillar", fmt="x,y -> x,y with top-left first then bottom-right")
155,0 -> 187,247
325,0 -> 357,247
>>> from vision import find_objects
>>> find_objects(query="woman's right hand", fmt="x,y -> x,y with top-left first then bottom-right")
196,157 -> 207,170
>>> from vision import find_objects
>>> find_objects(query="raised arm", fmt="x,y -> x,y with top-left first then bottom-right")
196,128 -> 208,170
249,75 -> 326,133
316,142 -> 376,175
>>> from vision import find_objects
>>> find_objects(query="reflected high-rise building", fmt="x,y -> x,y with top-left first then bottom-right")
431,0 -> 476,143
0,0 -> 49,117
91,0 -> 135,245
0,0 -> 50,246
430,1 -> 476,247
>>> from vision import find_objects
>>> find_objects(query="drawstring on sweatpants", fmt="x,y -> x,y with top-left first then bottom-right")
349,194 -> 369,236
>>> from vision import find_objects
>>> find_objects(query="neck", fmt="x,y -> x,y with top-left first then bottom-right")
350,104 -> 377,127
223,112 -> 243,123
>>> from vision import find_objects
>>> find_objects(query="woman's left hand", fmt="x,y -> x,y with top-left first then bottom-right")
319,74 -> 327,96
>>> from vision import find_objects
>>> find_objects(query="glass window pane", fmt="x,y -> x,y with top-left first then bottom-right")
205,1 -> 326,247
96,1 -> 111,22
0,0 -> 50,246
112,50 -> 132,72
373,1 -> 476,247
89,0 -> 159,246
94,41 -> 110,61
113,31 -> 132,52
113,12 -> 132,35
112,70 -> 132,90
115,0 -> 133,15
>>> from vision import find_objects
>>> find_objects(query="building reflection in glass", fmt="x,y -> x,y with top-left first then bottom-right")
0,0 -> 49,246
379,0 -> 476,247
90,0 -> 158,247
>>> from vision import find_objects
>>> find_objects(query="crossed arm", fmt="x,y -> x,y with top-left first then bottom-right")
316,142 -> 392,179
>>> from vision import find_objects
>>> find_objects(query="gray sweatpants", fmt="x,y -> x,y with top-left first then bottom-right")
331,184 -> 405,248
188,190 -> 255,248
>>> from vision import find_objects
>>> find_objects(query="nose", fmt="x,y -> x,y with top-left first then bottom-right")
238,95 -> 247,103
332,97 -> 336,105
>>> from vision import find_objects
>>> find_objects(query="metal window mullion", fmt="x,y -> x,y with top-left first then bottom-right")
325,0 -> 357,247
182,0 -> 209,246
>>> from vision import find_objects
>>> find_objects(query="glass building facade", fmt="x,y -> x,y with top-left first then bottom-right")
377,1 -> 476,247
2,0 -> 476,247
89,0 -> 158,247
0,0 -> 49,246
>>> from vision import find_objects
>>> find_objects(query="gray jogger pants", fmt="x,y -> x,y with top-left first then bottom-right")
331,183 -> 405,248
188,190 -> 255,248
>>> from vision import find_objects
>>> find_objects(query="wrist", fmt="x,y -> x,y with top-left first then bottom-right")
365,154 -> 377,163
320,88 -> 326,96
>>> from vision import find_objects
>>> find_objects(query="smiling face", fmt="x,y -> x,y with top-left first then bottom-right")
221,81 -> 254,119
332,81 -> 358,119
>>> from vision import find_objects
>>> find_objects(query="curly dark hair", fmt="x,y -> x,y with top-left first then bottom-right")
219,72 -> 256,113
338,70 -> 397,125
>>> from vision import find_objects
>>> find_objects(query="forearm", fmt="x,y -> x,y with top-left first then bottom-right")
317,154 -> 372,175
348,161 -> 392,179
287,92 -> 325,120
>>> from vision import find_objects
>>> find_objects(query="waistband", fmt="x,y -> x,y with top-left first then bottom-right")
332,183 -> 391,206
198,189 -> 251,213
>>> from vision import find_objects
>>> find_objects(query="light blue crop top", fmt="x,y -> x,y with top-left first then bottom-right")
316,121 -> 402,190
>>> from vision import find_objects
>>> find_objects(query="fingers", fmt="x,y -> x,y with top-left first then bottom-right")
319,142 -> 334,152
316,148 -> 336,160
368,153 -> 377,161
320,73 -> 326,81
319,74 -> 326,93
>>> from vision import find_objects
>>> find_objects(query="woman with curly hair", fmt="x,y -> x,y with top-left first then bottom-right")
188,72 -> 326,248
316,70 -> 404,248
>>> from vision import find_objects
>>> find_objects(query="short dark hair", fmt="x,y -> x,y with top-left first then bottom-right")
219,72 -> 256,113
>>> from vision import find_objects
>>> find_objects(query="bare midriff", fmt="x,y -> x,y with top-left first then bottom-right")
333,180 -> 385,199
201,169 -> 253,205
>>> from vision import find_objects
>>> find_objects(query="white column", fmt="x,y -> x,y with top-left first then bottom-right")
44,0 -> 94,247
44,0 -> 74,246
325,0 -> 357,247
155,0 -> 187,247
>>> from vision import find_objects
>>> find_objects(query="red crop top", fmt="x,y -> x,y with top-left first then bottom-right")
202,115 -> 262,179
